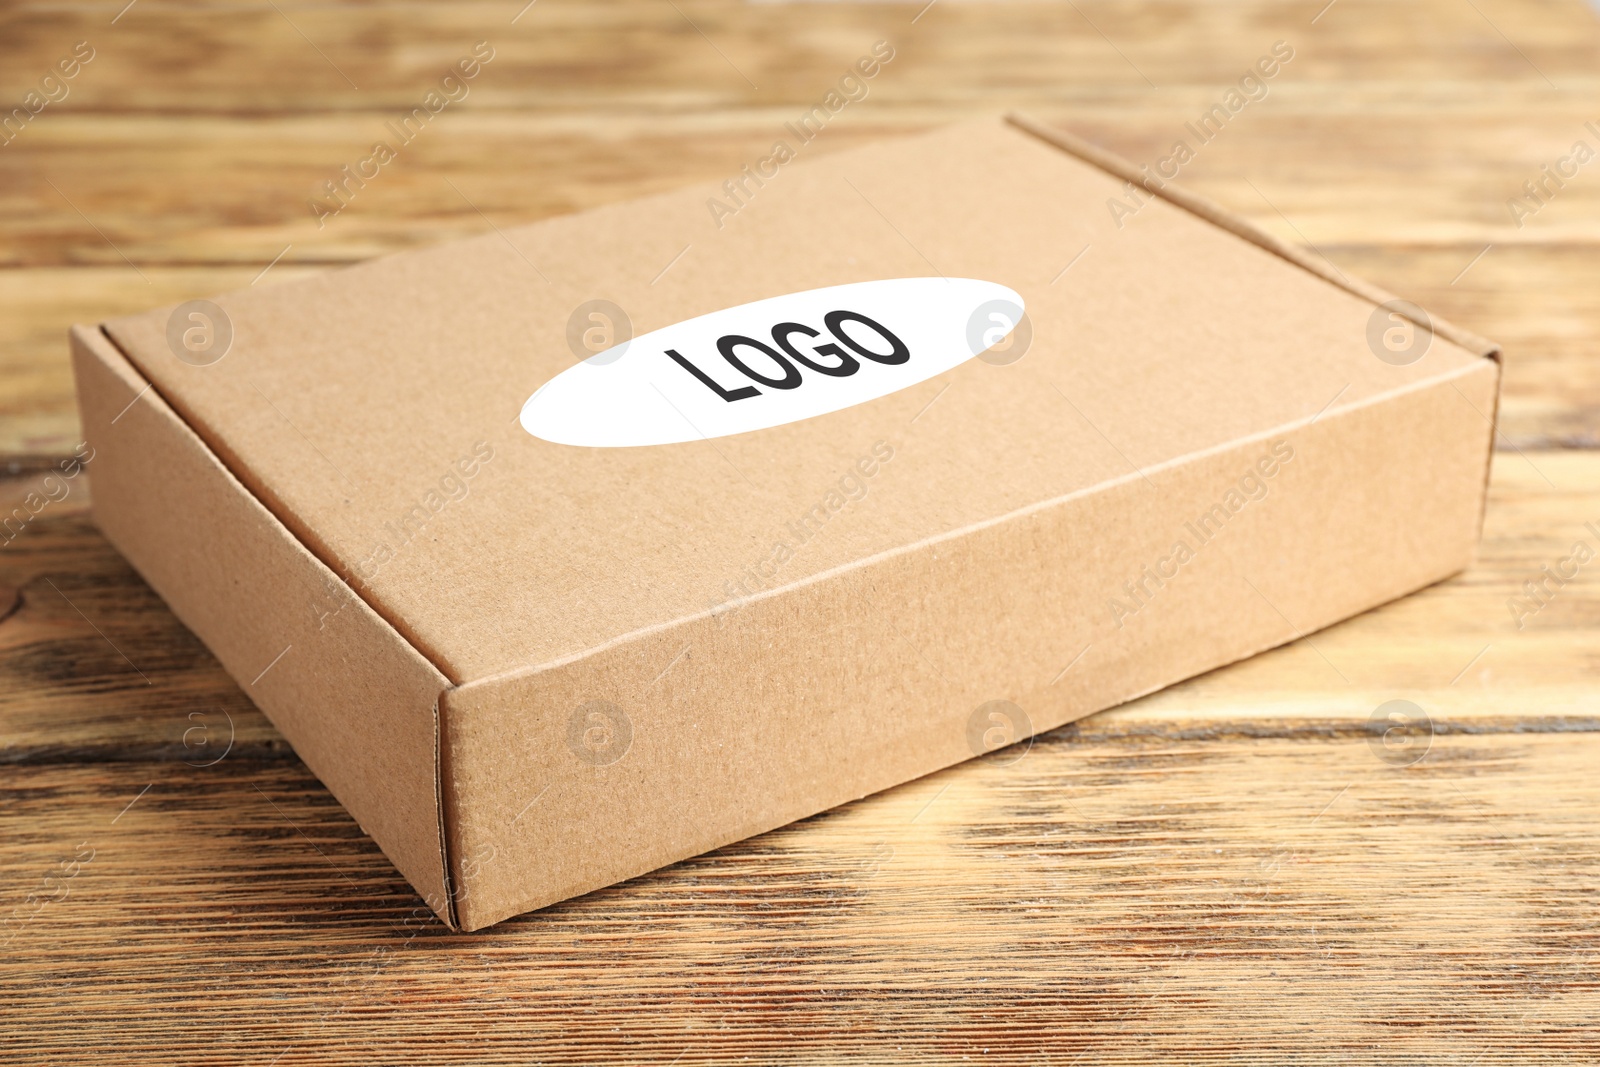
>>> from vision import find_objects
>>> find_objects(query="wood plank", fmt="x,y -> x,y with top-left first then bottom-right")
1,0 -> 1593,115
3,728 -> 1598,1062
4,452 -> 1596,761
3,0 -> 1597,268
11,99 -> 1600,270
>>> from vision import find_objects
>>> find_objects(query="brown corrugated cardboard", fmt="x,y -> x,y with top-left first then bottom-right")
72,115 -> 1500,929
70,325 -> 453,913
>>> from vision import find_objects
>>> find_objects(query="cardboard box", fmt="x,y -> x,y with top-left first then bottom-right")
71,114 -> 1500,930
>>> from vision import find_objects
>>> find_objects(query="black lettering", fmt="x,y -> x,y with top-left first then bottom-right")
665,348 -> 759,402
824,311 -> 909,365
719,335 -> 802,390
770,322 -> 859,377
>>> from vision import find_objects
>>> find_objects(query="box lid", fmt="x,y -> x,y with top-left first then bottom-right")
99,115 -> 1487,686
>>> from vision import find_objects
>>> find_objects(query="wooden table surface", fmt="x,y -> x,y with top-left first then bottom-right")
3,1 -> 1599,1063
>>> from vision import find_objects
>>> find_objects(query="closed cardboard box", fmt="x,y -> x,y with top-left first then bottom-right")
71,115 -> 1499,930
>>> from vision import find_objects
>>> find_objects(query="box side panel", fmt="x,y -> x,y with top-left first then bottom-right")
71,325 -> 456,923
444,359 -> 1498,930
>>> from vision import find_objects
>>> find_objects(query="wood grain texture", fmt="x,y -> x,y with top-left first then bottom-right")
3,731 -> 1599,1064
2,0 -> 1599,1061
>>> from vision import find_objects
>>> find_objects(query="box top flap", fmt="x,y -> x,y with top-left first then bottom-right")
100,116 -> 1485,684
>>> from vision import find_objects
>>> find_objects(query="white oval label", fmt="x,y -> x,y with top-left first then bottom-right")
521,277 -> 1025,447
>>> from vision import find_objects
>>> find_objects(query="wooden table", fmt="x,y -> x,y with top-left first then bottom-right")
3,1 -> 1598,1062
